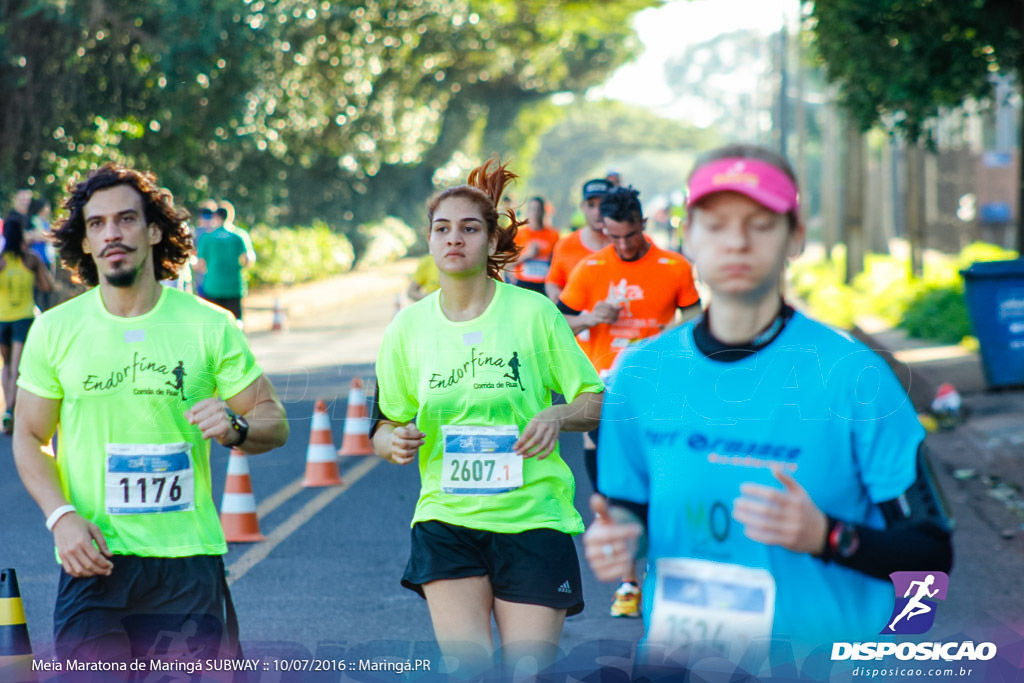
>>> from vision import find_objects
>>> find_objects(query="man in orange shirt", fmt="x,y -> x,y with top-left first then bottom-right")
559,186 -> 700,376
510,196 -> 560,295
558,185 -> 701,618
544,179 -> 613,303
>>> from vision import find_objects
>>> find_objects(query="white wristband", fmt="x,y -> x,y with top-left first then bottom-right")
45,504 -> 77,532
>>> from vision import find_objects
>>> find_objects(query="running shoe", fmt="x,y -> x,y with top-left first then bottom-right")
610,581 -> 641,618
2,411 -> 12,435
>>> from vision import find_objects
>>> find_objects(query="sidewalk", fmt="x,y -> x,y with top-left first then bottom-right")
853,316 -> 1024,544
242,258 -> 416,333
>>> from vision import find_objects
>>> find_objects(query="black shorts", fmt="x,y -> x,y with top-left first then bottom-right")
202,295 -> 243,320
0,318 -> 32,345
53,555 -> 238,664
402,520 -> 584,616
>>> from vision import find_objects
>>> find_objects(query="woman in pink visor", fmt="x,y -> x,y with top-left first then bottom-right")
582,143 -> 953,668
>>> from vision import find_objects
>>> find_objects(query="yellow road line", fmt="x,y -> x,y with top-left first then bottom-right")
226,457 -> 380,585
255,478 -> 305,519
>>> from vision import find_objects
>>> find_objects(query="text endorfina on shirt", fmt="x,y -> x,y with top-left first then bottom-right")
18,287 -> 262,557
375,282 -> 603,534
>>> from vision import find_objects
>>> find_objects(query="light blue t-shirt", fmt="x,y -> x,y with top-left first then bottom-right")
598,311 -> 924,646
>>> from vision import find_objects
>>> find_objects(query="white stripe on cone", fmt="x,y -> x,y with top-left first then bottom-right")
221,492 -> 258,513
344,417 -> 370,434
226,456 -> 250,475
311,411 -> 331,431
307,444 -> 336,463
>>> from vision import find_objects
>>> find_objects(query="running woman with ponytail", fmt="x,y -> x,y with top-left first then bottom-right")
583,143 -> 953,659
371,157 -> 603,673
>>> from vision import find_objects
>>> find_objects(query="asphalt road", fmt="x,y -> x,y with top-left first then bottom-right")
0,290 -> 644,681
2,284 -> 1023,682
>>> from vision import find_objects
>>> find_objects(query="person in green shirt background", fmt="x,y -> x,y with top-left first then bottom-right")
195,200 -> 255,322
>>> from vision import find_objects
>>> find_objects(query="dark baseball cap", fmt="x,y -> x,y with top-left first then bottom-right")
582,178 -> 613,200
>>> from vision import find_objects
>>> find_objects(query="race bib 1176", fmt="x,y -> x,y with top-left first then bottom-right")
105,442 -> 195,514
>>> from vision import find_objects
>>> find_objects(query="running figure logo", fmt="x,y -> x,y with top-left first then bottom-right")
504,352 -> 525,392
166,360 -> 187,400
881,571 -> 949,635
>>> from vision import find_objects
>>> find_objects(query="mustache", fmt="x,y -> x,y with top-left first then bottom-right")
99,243 -> 138,257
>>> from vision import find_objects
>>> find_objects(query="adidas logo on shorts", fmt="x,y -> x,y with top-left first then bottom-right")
557,580 -> 572,594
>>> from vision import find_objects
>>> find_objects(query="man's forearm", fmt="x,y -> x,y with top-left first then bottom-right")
14,435 -> 70,521
239,399 -> 289,453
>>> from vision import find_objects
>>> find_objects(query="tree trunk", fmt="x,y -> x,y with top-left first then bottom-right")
843,120 -> 865,283
867,142 -> 890,254
905,141 -> 926,278
821,96 -> 840,259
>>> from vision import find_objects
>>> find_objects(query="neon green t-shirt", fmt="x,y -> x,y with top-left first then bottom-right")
375,282 -> 603,535
18,286 -> 263,557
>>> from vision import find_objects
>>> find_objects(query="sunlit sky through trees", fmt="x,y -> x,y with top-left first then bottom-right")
595,0 -> 799,126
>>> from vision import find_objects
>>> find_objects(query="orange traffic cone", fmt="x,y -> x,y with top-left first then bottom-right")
219,449 -> 265,543
339,377 -> 374,456
0,568 -> 34,683
271,297 -> 287,332
303,399 -> 344,486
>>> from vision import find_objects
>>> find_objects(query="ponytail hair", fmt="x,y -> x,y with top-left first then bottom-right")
427,156 -> 524,280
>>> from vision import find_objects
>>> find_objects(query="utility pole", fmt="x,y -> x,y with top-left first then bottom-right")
821,94 -> 840,258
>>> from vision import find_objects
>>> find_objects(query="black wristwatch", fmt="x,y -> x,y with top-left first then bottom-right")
227,410 -> 249,447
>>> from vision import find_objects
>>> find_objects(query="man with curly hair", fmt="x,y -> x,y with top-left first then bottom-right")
12,164 -> 289,667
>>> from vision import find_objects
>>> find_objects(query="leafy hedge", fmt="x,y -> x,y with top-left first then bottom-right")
789,242 -> 1017,345
248,221 -> 355,288
246,215 -> 418,288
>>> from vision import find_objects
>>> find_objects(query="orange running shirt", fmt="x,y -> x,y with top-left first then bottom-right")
546,230 -> 596,290
559,243 -> 699,375
512,226 -> 560,283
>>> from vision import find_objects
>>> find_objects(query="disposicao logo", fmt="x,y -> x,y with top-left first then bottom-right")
882,571 -> 949,635
831,571 -> 997,663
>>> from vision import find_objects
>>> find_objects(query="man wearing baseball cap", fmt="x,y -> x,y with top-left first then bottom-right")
543,179 -> 613,303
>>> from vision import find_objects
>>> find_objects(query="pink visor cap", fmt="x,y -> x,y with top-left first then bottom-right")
686,157 -> 799,214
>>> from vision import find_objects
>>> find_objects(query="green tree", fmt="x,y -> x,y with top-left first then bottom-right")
0,0 -> 262,202
809,0 -> 1024,253
1,0 -> 659,250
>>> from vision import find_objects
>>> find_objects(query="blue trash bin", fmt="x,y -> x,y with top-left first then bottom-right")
961,259 -> 1024,388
